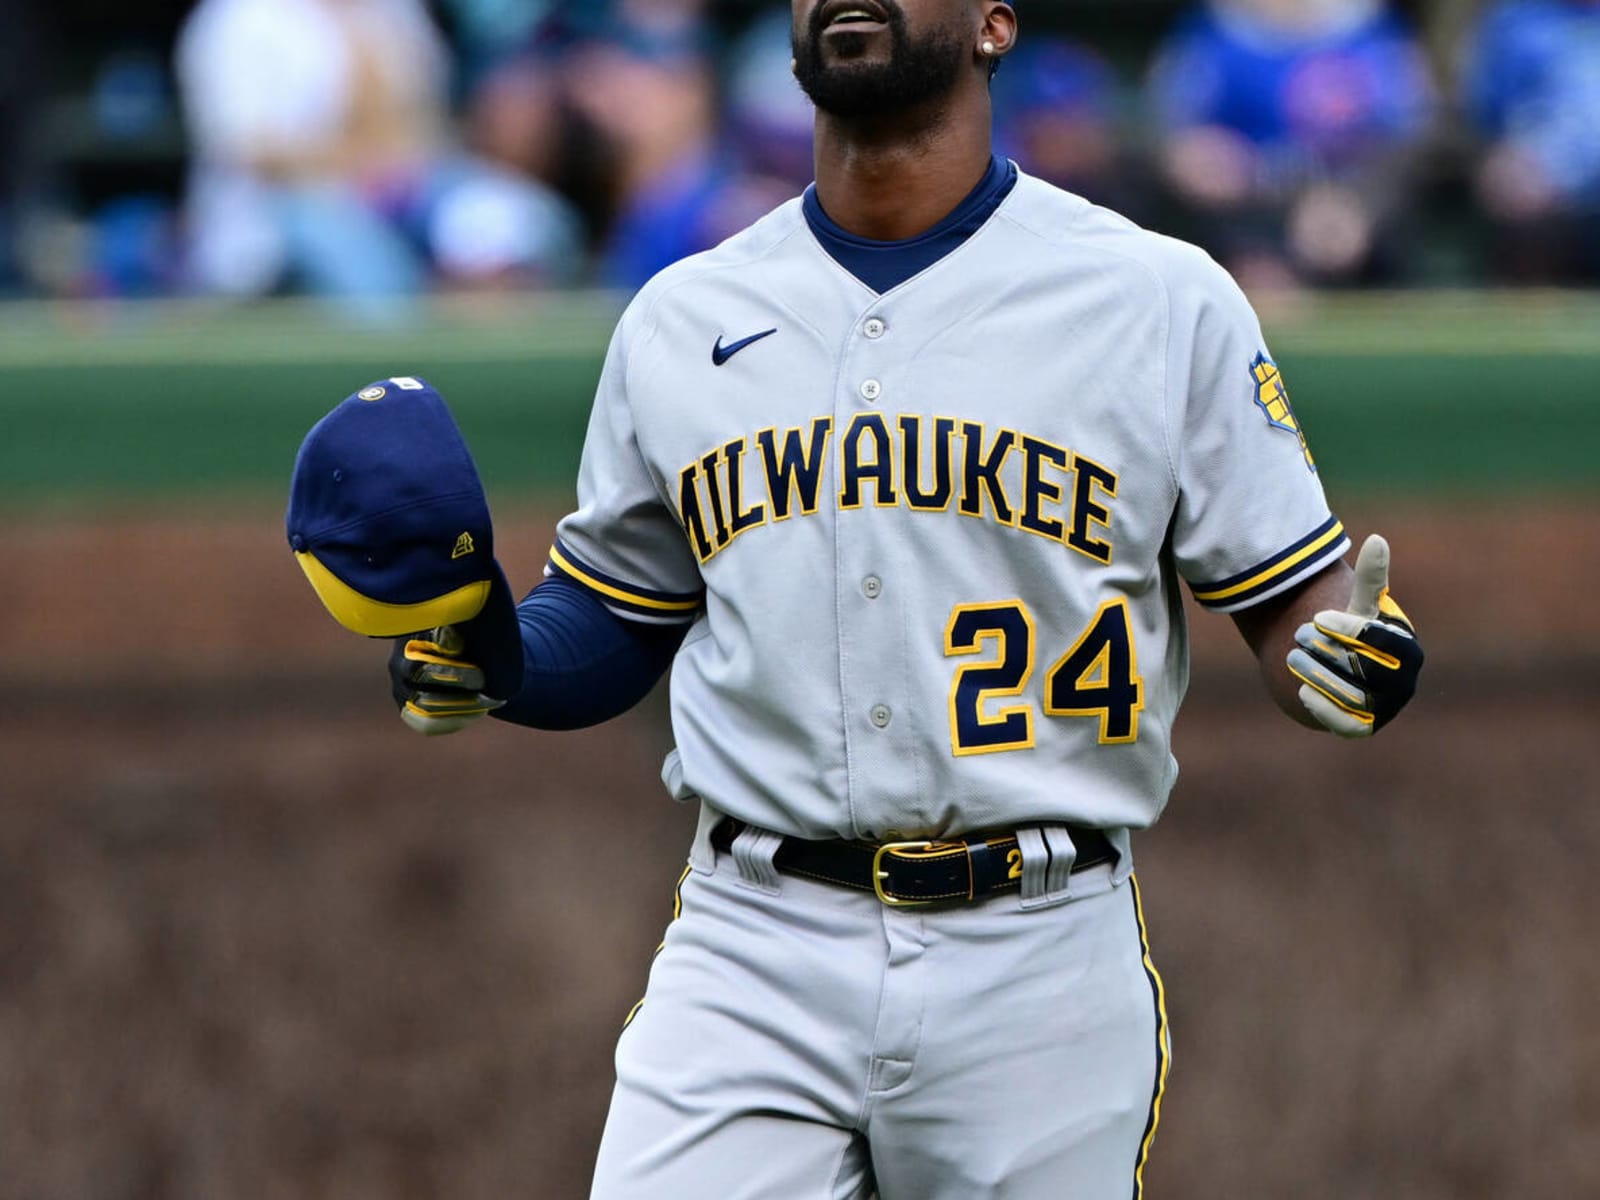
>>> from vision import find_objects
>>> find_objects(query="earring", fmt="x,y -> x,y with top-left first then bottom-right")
791,57 -> 799,74
981,40 -> 996,56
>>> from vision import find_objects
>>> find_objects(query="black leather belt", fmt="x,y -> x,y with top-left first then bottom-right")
711,819 -> 1117,907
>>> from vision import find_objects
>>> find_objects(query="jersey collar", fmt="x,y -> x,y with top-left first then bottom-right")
802,154 -> 1020,294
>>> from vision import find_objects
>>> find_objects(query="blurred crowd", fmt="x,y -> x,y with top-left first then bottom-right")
3,0 -> 1600,314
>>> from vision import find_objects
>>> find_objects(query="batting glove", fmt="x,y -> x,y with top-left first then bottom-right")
1287,534 -> 1424,738
389,625 -> 505,737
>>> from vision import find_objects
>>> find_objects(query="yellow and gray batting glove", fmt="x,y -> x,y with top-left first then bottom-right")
1287,534 -> 1424,738
388,625 -> 505,737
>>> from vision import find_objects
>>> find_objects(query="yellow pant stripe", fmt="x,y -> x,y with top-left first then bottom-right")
1130,873 -> 1172,1200
623,864 -> 694,1029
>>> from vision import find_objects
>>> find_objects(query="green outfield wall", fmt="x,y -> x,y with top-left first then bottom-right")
2,291 -> 1596,506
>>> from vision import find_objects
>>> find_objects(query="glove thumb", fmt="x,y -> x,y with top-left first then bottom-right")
1347,533 -> 1390,619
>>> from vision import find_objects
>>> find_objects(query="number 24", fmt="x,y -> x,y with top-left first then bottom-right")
944,599 -> 1144,756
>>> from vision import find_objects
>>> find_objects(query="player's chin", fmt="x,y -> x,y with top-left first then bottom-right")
797,64 -> 881,116
809,32 -> 894,77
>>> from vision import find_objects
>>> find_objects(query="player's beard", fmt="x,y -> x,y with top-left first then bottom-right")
792,2 -> 970,119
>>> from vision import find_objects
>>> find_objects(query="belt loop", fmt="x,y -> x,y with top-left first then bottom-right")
1014,827 -> 1052,906
1107,828 -> 1134,885
1042,826 -> 1080,897
730,823 -> 785,894
1020,826 -> 1078,910
688,802 -> 721,873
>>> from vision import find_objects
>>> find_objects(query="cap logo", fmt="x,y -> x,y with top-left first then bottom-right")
358,385 -> 387,401
452,532 -> 477,559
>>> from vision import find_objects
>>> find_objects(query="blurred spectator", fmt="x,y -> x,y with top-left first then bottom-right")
435,0 -> 563,91
992,36 -> 1149,220
0,0 -> 48,293
1465,0 -> 1600,282
92,195 -> 182,298
561,11 -> 756,289
174,0 -> 583,319
1149,0 -> 1436,287
80,48 -> 186,298
725,7 -> 816,194
23,0 -> 1591,301
466,54 -> 570,191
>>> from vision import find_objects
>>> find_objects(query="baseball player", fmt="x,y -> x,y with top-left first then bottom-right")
383,1 -> 1425,1196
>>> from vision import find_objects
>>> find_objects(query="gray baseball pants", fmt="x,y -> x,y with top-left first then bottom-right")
589,812 -> 1171,1199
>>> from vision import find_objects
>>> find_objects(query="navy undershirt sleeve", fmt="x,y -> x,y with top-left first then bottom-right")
491,576 -> 688,731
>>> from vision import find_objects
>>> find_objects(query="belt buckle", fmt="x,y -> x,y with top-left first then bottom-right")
871,839 -> 978,907
872,841 -> 934,907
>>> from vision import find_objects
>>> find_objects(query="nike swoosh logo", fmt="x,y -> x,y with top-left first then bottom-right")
712,328 -> 778,366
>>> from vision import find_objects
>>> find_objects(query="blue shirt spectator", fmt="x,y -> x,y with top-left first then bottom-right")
1462,1 -> 1600,279
1467,1 -> 1600,207
1148,0 -> 1435,286
1152,0 -> 1432,182
562,13 -> 745,289
599,147 -> 736,288
991,36 -> 1132,212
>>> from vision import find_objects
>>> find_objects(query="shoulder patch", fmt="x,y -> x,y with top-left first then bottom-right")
1251,354 -> 1316,473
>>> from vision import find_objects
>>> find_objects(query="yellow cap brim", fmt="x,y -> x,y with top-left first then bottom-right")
295,551 -> 491,637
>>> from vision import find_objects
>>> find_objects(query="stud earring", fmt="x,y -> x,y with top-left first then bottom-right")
981,40 -> 996,55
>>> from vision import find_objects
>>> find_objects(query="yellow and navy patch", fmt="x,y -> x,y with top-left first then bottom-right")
358,385 -> 387,401
1251,354 -> 1315,473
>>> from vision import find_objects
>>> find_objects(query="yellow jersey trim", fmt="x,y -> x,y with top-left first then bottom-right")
548,544 -> 702,614
1191,520 -> 1346,605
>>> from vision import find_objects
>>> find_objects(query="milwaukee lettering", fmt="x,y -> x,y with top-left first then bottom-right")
676,415 -> 1119,566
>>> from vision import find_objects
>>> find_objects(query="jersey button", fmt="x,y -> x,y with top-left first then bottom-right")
862,575 -> 882,600
870,704 -> 893,729
863,318 -> 886,339
860,379 -> 883,402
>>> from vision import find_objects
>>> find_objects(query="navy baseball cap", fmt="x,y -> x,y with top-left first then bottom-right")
287,376 -> 525,700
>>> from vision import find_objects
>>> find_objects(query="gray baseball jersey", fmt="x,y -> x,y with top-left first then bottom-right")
549,168 -> 1346,842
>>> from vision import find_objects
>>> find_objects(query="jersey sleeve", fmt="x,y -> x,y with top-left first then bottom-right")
548,315 -> 706,625
1166,256 -> 1350,614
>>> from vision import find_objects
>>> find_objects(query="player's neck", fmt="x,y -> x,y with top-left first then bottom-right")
811,101 -> 995,242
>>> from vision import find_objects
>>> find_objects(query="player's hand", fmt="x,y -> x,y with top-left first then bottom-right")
388,626 -> 505,736
1287,534 -> 1424,738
